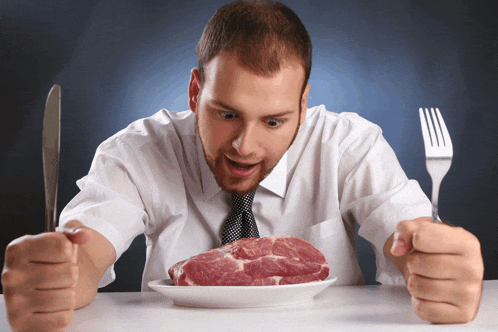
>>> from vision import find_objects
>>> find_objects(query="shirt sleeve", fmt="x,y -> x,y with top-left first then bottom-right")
337,114 -> 431,285
59,136 -> 147,288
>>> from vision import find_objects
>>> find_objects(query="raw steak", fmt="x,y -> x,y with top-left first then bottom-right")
168,237 -> 330,286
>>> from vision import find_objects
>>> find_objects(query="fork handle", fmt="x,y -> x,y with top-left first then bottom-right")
426,158 -> 452,224
430,181 -> 440,223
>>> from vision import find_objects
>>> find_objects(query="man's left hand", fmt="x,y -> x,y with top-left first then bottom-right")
388,217 -> 484,324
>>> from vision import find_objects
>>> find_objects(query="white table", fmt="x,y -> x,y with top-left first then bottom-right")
1,281 -> 497,331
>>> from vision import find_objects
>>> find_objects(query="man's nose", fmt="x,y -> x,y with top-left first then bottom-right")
232,125 -> 259,156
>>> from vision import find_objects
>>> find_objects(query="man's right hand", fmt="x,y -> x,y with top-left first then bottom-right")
2,226 -> 92,332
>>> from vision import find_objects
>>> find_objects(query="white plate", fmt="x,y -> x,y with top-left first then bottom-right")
148,276 -> 337,308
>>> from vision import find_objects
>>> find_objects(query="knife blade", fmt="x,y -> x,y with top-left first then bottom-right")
42,84 -> 61,232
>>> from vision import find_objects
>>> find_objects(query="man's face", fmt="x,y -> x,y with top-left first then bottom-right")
189,53 -> 310,196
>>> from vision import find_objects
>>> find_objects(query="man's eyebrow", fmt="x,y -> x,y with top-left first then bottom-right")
210,99 -> 296,118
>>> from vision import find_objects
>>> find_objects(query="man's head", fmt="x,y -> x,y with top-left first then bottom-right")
196,0 -> 312,95
189,0 -> 312,196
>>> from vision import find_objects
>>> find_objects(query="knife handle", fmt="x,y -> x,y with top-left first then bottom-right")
45,208 -> 56,232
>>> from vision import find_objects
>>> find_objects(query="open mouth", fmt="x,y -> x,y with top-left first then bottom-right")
227,158 -> 258,170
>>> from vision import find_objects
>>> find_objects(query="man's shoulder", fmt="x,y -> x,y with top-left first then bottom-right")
107,109 -> 196,145
305,105 -> 382,136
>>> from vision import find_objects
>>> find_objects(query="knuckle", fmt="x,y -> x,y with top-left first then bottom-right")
5,291 -> 26,311
5,240 -> 25,267
5,241 -> 20,258
467,266 -> 484,283
7,314 -> 23,332
407,274 -> 421,295
453,306 -> 476,324
4,297 -> 29,330
54,310 -> 75,330
468,233 -> 482,254
411,296 -> 448,324
457,228 -> 482,253
472,234 -> 482,250
460,282 -> 481,303
411,296 -> 426,318
35,311 -> 75,332
1,269 -> 23,288
412,301 -> 437,323
412,292 -> 478,324
461,308 -> 476,323
461,260 -> 484,283
407,275 -> 415,292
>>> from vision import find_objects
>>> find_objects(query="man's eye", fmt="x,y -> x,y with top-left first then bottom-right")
220,111 -> 236,119
267,118 -> 283,127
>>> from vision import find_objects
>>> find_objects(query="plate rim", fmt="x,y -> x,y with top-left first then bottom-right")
148,276 -> 338,308
148,275 -> 338,291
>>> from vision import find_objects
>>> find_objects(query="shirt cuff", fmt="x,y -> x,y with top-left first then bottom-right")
358,208 -> 431,285
59,214 -> 129,288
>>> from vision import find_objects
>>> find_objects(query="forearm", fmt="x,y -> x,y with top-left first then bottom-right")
63,220 -> 117,310
74,245 -> 100,309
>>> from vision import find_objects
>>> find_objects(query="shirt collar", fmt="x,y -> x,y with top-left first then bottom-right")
196,129 -> 287,201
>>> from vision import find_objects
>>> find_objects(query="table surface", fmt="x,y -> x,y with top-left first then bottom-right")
1,280 -> 497,332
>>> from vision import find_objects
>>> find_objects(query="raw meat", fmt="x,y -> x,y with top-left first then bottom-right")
168,237 -> 330,286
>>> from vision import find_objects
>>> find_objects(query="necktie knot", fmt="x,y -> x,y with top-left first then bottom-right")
221,191 -> 259,246
232,191 -> 255,213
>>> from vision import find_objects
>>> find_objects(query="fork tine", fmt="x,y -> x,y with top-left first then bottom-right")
419,107 -> 453,224
425,108 -> 437,147
430,108 -> 444,147
435,108 -> 453,151
419,108 -> 432,152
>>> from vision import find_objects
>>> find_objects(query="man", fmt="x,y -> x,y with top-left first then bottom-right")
2,1 -> 483,331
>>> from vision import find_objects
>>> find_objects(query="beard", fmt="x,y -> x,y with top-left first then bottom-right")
210,151 -> 271,196
195,103 -> 302,196
195,112 -> 301,195
195,119 -> 269,195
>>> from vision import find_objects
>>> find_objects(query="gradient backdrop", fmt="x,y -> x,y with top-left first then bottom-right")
1,0 -> 497,292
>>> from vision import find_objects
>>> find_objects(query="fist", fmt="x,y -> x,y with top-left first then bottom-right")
1,228 -> 90,332
391,217 -> 484,324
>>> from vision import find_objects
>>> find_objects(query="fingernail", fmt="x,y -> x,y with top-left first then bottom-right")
391,239 -> 408,256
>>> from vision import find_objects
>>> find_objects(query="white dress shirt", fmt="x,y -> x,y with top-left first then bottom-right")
59,105 -> 431,291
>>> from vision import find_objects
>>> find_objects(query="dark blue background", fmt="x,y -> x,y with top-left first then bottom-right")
2,0 -> 497,292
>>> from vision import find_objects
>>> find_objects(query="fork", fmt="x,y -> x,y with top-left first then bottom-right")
419,108 -> 453,223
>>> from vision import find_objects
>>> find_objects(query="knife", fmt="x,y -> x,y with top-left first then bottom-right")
42,84 -> 61,232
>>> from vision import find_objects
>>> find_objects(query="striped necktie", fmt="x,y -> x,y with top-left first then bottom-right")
221,191 -> 259,245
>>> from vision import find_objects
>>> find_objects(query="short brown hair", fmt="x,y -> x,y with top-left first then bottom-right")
197,0 -> 312,90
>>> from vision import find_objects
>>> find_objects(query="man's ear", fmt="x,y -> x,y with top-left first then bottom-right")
299,84 -> 310,125
189,68 -> 201,113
